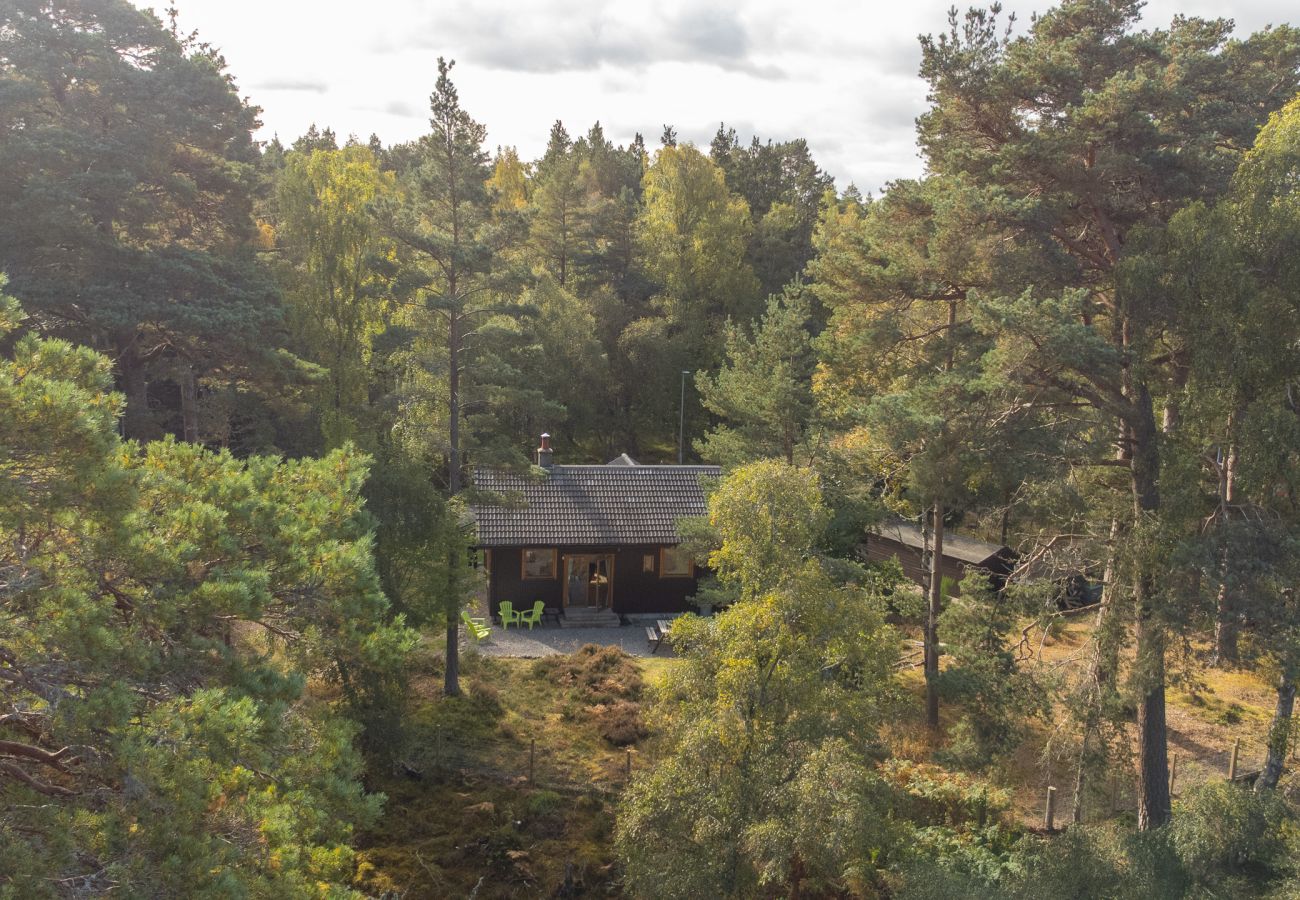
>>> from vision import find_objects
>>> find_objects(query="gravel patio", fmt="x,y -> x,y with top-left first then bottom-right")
470,623 -> 673,658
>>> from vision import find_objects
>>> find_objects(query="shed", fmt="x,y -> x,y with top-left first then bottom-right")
863,520 -> 1016,594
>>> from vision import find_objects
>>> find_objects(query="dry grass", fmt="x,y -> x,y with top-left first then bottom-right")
354,646 -> 654,898
882,615 -> 1287,829
359,619 -> 1290,895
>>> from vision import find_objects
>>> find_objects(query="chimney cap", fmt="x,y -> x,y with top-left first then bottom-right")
539,433 -> 551,449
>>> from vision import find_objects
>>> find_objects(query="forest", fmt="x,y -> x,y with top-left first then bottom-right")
3,0 -> 1300,896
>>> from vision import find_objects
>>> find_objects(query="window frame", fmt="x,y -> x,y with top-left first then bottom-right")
520,548 -> 558,580
659,546 -> 694,579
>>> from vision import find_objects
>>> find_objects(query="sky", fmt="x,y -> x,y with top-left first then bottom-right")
166,0 -> 1295,193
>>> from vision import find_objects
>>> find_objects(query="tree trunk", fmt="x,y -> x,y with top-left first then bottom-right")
925,502 -> 945,730
923,300 -> 959,731
1134,603 -> 1170,829
1213,408 -> 1242,666
448,308 -> 462,495
118,344 -> 159,441
178,362 -> 199,443
1130,386 -> 1170,830
444,301 -> 463,698
443,543 -> 461,698
1257,668 -> 1296,792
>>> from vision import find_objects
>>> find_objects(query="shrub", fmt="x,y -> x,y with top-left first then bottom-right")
593,700 -> 647,746
526,789 -> 565,818
531,646 -> 647,746
880,760 -> 1010,828
1173,782 -> 1294,882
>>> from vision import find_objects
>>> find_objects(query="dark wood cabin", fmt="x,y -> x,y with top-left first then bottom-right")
471,439 -> 719,624
863,521 -> 1016,595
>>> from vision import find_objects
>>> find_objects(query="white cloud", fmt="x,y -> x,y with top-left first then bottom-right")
164,0 -> 1295,192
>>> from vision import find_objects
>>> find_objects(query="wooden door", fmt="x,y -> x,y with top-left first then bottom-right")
563,554 -> 614,608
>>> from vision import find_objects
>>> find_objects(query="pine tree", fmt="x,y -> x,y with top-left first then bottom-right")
0,0 -> 283,442
914,0 -> 1300,827
0,284 -> 410,893
695,285 -> 817,466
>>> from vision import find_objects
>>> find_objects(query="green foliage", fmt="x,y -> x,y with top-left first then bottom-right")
709,126 -> 833,296
1172,783 -> 1295,884
695,285 -> 817,466
938,576 -> 1043,768
274,144 -> 396,448
0,292 -> 411,894
900,782 -> 1300,899
637,142 -> 758,321
0,0 -> 289,443
880,760 -> 1011,828
617,464 -> 899,898
706,460 -> 828,593
617,565 -> 900,898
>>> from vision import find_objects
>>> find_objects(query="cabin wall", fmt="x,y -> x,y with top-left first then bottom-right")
864,536 -> 974,595
485,545 -> 702,617
486,547 -> 562,613
611,547 -> 701,615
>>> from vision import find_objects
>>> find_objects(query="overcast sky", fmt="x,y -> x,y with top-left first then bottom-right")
166,0 -> 1294,193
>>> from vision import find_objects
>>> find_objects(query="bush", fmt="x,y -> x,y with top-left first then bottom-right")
593,700 -> 647,746
1173,782 -> 1294,882
526,789 -> 565,818
880,760 -> 1010,828
532,646 -> 647,745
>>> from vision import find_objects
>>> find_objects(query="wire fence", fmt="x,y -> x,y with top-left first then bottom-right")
396,726 -> 648,797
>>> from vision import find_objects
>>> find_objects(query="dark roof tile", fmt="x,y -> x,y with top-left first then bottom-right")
471,464 -> 720,547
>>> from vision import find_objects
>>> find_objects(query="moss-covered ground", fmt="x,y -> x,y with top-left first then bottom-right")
353,645 -> 662,898
356,621 -> 1289,895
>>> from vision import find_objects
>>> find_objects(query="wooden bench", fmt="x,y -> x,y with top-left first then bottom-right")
645,625 -> 665,654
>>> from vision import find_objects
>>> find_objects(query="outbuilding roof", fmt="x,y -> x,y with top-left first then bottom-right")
471,463 -> 720,547
873,520 -> 1011,566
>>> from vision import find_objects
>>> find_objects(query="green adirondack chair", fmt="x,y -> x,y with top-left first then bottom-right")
498,601 -> 520,629
460,610 -> 490,641
518,600 -> 545,630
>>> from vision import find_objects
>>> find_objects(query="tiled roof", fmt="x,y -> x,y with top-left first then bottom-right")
471,464 -> 720,547
874,520 -> 1010,565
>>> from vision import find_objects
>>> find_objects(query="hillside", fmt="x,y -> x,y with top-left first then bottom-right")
354,647 -> 659,898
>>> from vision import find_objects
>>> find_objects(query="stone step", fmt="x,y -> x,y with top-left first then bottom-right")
559,607 -> 621,628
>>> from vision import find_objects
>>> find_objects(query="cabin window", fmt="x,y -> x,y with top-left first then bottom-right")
642,554 -> 655,573
521,548 -> 557,579
659,546 -> 693,578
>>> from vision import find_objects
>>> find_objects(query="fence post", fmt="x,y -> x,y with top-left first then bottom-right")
434,727 -> 443,772
1169,752 -> 1178,796
1228,737 -> 1240,782
1044,786 -> 1057,833
625,749 -> 632,779
529,738 -> 535,783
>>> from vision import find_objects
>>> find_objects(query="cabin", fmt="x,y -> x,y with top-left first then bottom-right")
863,520 -> 1016,595
470,436 -> 720,626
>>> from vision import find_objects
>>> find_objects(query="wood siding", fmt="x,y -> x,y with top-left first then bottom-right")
863,535 -> 1012,596
486,545 -> 703,616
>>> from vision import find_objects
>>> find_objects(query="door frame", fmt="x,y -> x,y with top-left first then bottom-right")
562,553 -> 615,609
